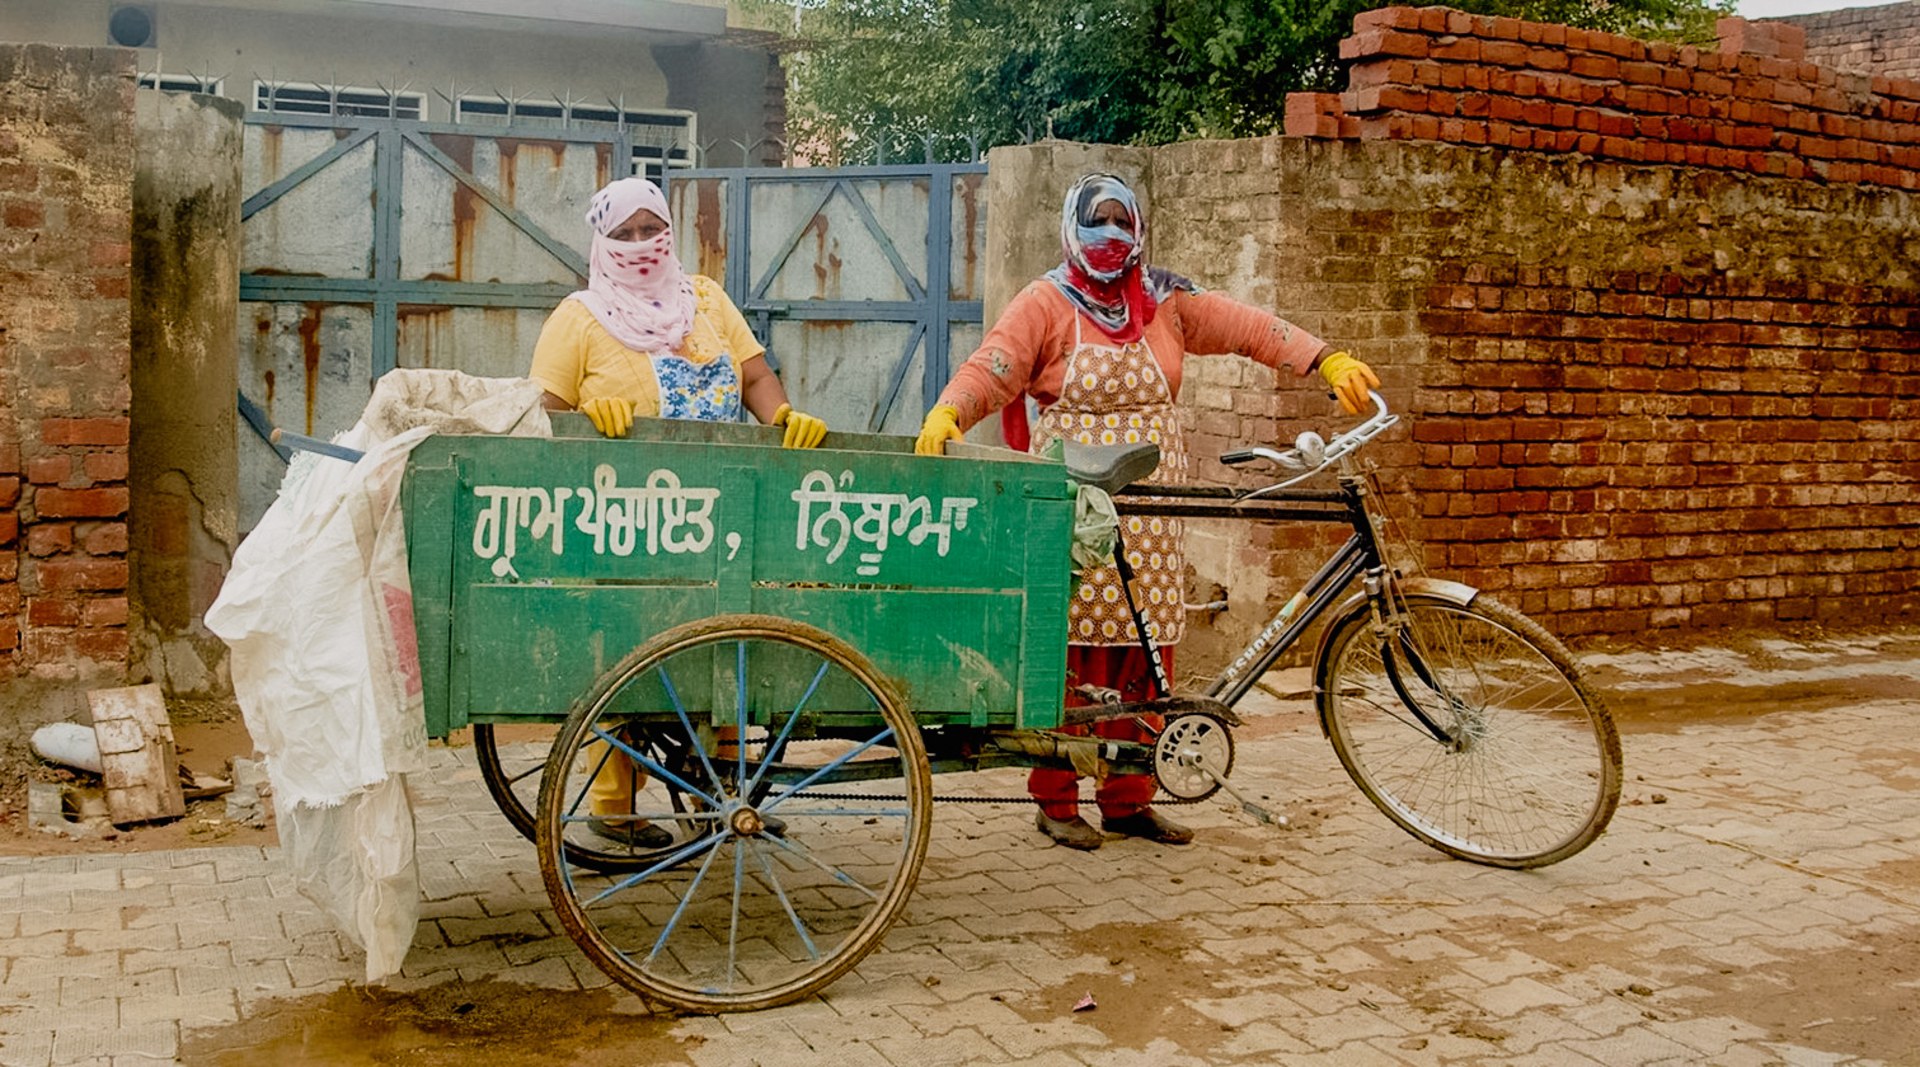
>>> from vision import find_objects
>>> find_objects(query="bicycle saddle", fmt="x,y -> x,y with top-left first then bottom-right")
1061,441 -> 1161,495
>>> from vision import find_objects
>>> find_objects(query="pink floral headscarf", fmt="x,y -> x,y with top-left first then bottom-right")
567,177 -> 695,353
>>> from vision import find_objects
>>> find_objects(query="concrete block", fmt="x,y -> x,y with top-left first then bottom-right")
26,781 -> 91,839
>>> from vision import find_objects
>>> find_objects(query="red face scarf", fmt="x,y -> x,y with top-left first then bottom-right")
1042,173 -> 1194,346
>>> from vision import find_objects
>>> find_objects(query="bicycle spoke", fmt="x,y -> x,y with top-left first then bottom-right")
727,832 -> 745,993
563,810 -> 724,824
736,640 -> 749,789
583,829 -> 726,908
760,832 -> 882,902
592,725 -> 723,811
656,665 -> 730,800
745,660 -> 831,797
760,727 -> 898,813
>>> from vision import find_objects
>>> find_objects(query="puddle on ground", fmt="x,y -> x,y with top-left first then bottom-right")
1012,920 -> 1239,1059
177,979 -> 698,1066
1678,924 -> 1920,1063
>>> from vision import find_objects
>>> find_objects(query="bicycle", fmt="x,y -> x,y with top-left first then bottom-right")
1091,391 -> 1623,869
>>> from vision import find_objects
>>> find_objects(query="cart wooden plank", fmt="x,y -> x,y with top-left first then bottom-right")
404,417 -> 1075,738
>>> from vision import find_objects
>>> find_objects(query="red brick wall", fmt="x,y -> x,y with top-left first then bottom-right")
1286,8 -> 1920,190
1776,1 -> 1920,81
1158,134 -> 1917,663
0,44 -> 136,682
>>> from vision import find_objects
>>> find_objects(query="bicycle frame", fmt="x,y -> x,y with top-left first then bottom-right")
1113,476 -> 1383,709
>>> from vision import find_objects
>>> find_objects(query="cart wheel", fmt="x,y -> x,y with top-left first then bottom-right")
475,723 -> 702,872
537,614 -> 932,1012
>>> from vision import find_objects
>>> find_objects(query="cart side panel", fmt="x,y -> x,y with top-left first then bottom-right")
407,423 -> 1074,732
749,588 -> 1026,725
403,450 -> 460,738
1016,496 -> 1072,729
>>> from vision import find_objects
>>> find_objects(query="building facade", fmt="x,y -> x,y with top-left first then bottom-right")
0,0 -> 787,174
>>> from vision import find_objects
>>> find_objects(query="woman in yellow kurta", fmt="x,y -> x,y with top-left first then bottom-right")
531,177 -> 825,445
916,173 -> 1379,851
532,176 -> 827,849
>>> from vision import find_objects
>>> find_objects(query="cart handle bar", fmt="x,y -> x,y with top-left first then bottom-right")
270,428 -> 366,464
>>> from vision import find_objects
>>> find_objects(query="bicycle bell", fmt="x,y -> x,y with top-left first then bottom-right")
1294,431 -> 1327,468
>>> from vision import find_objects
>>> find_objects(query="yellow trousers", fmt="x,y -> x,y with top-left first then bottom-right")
586,727 -> 744,815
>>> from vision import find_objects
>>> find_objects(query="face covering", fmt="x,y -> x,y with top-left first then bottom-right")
567,177 -> 696,353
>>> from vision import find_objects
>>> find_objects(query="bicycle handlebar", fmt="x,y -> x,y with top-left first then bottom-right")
1227,391 -> 1397,498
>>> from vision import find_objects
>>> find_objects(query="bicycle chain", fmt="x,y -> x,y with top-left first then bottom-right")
788,790 -> 1211,806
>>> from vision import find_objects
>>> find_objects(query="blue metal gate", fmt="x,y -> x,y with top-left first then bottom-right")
236,112 -> 626,524
665,164 -> 988,436
238,118 -> 988,525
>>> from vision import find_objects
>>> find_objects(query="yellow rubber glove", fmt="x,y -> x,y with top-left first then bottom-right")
579,396 -> 634,438
1317,351 -> 1381,416
772,403 -> 828,449
915,404 -> 964,456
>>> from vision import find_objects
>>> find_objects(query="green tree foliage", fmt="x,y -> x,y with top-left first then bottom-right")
748,0 -> 1733,162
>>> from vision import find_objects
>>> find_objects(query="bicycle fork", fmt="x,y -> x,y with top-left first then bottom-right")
1366,570 -> 1465,748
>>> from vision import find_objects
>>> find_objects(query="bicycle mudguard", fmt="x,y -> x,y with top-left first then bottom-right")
1308,576 -> 1480,684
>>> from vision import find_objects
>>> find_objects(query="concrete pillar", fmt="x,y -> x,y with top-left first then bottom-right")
129,89 -> 242,700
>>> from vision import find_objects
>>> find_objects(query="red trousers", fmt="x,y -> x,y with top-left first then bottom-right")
1029,645 -> 1172,820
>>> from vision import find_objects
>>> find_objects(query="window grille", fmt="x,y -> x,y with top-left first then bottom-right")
137,72 -> 224,95
254,82 -> 424,119
454,95 -> 696,178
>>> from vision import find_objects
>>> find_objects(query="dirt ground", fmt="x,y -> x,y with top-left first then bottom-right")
0,715 -> 278,856
13,620 -> 1920,1065
174,981 -> 695,1067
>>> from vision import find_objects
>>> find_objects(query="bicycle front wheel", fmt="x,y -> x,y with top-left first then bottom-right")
1316,593 -> 1621,868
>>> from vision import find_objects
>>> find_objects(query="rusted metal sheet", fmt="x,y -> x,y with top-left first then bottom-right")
395,305 -> 549,378
236,301 -> 374,528
667,176 -> 731,280
950,172 -> 985,302
241,125 -> 374,277
668,163 -> 987,433
401,133 -> 587,286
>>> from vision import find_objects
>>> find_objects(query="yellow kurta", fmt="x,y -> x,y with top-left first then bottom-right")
529,275 -> 765,412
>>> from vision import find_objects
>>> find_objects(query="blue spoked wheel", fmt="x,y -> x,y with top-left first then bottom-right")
475,722 -> 702,873
536,614 -> 932,1012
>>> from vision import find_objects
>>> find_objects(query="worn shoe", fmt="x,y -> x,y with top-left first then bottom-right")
589,817 -> 675,850
1102,808 -> 1195,845
1036,811 -> 1104,851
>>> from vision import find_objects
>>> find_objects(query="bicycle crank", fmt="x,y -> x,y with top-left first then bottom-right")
1152,712 -> 1285,827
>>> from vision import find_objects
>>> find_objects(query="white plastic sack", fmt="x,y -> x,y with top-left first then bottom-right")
280,776 -> 418,980
207,370 -> 548,981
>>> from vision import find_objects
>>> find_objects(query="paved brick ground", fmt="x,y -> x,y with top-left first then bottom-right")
2,631 -> 1917,1065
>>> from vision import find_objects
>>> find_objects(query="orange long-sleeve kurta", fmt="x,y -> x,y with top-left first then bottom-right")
936,280 -> 1329,430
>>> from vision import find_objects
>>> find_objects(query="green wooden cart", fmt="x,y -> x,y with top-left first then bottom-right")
403,416 -> 1129,1012
397,407 -> 1622,1013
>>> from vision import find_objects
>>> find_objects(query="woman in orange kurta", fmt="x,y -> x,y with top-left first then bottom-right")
916,173 -> 1379,851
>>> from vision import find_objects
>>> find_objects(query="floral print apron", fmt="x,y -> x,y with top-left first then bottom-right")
1031,316 -> 1187,648
649,347 -> 742,422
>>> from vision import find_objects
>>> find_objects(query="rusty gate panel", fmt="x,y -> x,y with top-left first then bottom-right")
398,134 -> 592,286
668,163 -> 987,434
239,114 -> 629,529
236,301 -> 374,520
241,125 -> 375,278
395,305 -> 551,378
